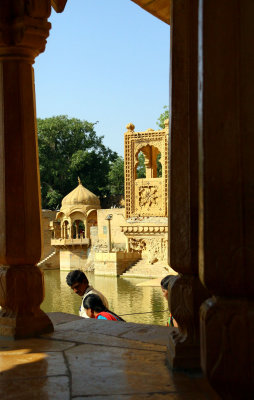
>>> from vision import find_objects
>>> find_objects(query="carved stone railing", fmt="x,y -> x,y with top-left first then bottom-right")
121,225 -> 168,234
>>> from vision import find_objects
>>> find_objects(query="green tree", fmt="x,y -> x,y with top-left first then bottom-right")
37,115 -> 118,209
108,156 -> 124,196
156,105 -> 169,129
136,152 -> 146,178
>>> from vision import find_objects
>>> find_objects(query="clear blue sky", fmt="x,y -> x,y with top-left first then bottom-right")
34,0 -> 170,157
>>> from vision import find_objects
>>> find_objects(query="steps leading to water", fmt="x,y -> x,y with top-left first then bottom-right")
37,250 -> 57,268
121,258 -> 171,278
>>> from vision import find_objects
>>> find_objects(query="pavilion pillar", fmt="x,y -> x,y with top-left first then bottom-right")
198,0 -> 254,397
167,0 -> 209,369
0,1 -> 55,338
84,219 -> 89,239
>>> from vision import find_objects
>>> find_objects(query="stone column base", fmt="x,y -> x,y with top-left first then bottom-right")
167,329 -> 201,370
0,265 -> 54,339
167,275 -> 209,370
0,311 -> 53,339
200,297 -> 254,398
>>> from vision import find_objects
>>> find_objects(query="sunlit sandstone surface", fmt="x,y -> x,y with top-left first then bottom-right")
0,313 -> 220,399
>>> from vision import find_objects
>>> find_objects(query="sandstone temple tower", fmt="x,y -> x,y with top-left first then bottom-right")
121,121 -> 169,265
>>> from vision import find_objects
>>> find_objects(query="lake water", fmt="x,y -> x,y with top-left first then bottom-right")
41,270 -> 169,326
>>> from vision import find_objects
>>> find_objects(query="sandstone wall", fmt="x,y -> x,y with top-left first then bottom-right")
97,209 -> 126,248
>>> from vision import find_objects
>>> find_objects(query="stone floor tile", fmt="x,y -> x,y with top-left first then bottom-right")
49,318 -> 170,346
47,329 -> 166,352
0,338 -> 76,353
65,343 -> 173,397
119,324 -> 170,346
0,376 -> 69,400
73,395 -> 172,400
0,351 -> 68,379
52,318 -> 133,336
48,312 -> 83,326
73,394 -> 218,400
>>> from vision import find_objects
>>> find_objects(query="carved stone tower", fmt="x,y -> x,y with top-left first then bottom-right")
124,121 -> 168,218
121,121 -> 169,265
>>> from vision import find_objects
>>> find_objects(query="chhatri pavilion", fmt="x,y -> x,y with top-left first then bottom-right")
51,178 -> 100,270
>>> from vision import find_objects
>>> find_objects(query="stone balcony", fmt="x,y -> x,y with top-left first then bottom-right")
51,238 -> 90,247
0,312 -> 220,399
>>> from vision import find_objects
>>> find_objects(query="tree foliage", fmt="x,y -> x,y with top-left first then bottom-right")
38,115 -> 118,209
156,105 -> 169,129
107,156 -> 124,196
136,152 -> 146,178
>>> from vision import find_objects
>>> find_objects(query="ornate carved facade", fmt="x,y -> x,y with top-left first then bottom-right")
122,121 -> 169,264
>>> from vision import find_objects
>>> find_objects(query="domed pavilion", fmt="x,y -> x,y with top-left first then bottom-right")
51,178 -> 101,270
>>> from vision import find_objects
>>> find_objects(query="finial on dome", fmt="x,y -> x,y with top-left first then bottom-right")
78,177 -> 82,185
126,123 -> 135,131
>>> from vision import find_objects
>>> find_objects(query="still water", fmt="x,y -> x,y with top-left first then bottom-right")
41,270 -> 169,326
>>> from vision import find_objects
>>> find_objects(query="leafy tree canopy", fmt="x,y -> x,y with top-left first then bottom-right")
156,105 -> 169,129
38,115 -> 118,209
108,156 -> 124,196
136,152 -> 146,178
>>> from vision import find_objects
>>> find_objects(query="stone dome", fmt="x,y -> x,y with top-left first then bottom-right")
61,178 -> 100,207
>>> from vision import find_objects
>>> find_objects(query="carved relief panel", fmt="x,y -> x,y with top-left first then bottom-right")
135,178 -> 164,216
128,236 -> 168,263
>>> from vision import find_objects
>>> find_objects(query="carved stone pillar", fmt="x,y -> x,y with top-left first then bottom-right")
198,0 -> 254,397
168,0 -> 209,369
0,1 -> 66,339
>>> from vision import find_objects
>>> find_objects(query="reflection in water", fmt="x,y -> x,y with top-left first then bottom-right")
41,270 -> 169,325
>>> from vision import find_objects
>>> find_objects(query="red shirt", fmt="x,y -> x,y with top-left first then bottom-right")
96,311 -> 120,321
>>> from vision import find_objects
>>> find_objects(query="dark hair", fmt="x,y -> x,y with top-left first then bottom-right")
161,275 -> 175,290
66,270 -> 88,287
83,294 -> 125,322
83,294 -> 107,313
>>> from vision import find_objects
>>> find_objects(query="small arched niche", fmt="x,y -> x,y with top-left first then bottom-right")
87,209 -> 98,226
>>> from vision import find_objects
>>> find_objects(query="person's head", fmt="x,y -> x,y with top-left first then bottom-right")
66,270 -> 89,296
160,275 -> 173,300
83,293 -> 107,318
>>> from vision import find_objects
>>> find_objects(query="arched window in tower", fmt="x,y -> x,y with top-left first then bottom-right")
136,145 -> 162,179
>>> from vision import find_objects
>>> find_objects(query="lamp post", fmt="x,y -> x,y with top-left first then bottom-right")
105,214 -> 113,253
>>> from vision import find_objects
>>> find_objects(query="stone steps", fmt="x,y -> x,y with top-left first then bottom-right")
122,259 -> 171,278
37,250 -> 58,268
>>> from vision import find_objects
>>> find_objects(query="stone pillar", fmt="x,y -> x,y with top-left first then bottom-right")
167,0 -> 209,369
0,1 -> 62,339
75,221 -> 79,238
84,219 -> 88,239
198,0 -> 254,397
107,219 -> 112,252
61,222 -> 64,239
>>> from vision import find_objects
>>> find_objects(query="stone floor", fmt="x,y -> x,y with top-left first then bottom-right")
0,313 -> 221,399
